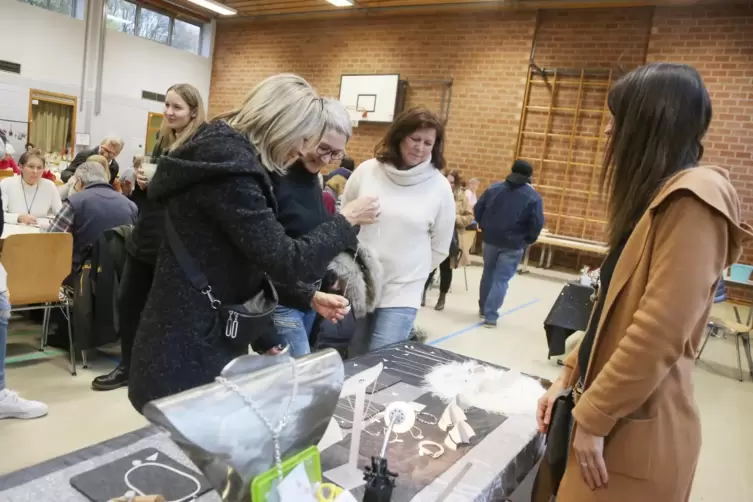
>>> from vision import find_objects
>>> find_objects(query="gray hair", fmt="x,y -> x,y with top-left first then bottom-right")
75,161 -> 108,187
216,74 -> 325,175
321,98 -> 352,141
101,135 -> 124,151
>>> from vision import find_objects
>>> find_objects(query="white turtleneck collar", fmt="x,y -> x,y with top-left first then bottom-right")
379,155 -> 438,187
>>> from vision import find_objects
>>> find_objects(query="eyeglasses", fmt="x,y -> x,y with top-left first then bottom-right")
316,145 -> 345,162
100,145 -> 117,158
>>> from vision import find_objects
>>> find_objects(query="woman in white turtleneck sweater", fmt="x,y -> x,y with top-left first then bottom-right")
341,108 -> 455,354
1,149 -> 62,227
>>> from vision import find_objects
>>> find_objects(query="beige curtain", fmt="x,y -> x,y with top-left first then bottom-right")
30,101 -> 72,154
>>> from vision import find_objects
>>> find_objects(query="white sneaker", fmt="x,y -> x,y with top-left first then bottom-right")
0,389 -> 49,419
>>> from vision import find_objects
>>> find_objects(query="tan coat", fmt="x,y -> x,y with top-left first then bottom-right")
453,188 -> 474,267
542,166 -> 752,502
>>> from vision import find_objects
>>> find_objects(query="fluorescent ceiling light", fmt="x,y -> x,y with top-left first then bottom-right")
327,0 -> 354,6
186,0 -> 238,16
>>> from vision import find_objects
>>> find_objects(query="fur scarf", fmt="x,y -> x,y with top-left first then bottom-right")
327,243 -> 383,319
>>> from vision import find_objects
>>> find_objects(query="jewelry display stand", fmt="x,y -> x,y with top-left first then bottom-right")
323,362 -> 383,491
142,350 -> 345,502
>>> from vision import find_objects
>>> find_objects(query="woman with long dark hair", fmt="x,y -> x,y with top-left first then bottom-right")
534,63 -> 751,502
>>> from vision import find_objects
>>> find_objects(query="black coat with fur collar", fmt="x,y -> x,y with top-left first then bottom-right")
128,121 -> 357,412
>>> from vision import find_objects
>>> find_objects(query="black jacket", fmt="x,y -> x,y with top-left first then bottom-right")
127,144 -> 164,264
61,147 -> 120,185
271,160 -> 332,308
128,121 -> 357,412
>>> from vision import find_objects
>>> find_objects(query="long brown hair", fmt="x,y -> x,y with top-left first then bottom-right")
375,107 -> 446,170
158,83 -> 207,153
600,63 -> 712,248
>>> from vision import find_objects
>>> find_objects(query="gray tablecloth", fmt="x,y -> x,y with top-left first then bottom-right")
0,342 -> 545,501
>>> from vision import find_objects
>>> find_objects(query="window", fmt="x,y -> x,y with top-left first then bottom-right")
171,19 -> 201,54
104,1 -> 204,55
106,0 -> 136,34
138,7 -> 170,44
19,0 -> 75,16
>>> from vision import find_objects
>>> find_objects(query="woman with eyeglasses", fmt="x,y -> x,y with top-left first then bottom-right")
270,97 -> 363,357
1,148 -> 62,228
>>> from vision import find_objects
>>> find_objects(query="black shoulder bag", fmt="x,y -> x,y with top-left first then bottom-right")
164,212 -> 279,349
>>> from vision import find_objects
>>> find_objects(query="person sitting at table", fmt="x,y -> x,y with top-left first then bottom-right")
24,142 -> 34,152
1,148 -> 62,227
0,143 -> 20,175
45,161 -> 137,273
59,154 -> 111,201
61,136 -> 123,185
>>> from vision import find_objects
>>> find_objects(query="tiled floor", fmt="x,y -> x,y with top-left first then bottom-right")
1,266 -> 752,501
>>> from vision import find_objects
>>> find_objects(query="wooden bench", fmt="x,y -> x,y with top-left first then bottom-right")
521,233 -> 608,272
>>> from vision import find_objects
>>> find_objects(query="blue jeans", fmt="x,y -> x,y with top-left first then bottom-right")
273,306 -> 316,357
479,244 -> 524,322
0,292 -> 10,390
356,307 -> 418,353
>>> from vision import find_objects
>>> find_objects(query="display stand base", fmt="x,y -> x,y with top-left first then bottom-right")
324,464 -> 367,491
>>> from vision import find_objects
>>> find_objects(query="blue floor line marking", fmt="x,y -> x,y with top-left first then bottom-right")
428,298 -> 541,346
95,349 -> 121,365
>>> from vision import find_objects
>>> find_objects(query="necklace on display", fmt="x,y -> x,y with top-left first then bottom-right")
216,357 -> 299,481
21,178 -> 40,215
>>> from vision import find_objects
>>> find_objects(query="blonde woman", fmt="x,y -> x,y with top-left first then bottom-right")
128,74 -> 378,412
93,83 -> 207,391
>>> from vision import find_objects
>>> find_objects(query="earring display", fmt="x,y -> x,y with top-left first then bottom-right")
418,440 -> 445,459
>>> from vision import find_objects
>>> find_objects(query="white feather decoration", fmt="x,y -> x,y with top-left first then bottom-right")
422,361 -> 545,416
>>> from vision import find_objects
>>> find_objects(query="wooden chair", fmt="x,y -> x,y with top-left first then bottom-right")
698,315 -> 752,382
1,233 -> 76,375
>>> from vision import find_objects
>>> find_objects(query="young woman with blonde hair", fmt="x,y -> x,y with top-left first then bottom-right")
92,83 -> 207,391
127,74 -> 378,411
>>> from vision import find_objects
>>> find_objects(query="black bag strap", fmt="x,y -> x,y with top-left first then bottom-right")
164,212 -> 221,309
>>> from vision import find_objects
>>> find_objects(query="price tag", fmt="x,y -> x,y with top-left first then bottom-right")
276,463 -> 316,502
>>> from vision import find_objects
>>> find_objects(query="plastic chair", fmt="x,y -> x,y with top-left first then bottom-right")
1,233 -> 76,375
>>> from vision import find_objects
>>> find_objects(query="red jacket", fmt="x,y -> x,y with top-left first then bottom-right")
0,157 -> 20,174
42,169 -> 55,181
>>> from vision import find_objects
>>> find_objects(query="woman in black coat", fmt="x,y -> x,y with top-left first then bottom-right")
128,74 -> 378,412
92,83 -> 207,391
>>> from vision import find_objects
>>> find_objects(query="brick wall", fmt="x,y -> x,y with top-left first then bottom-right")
210,12 -> 536,184
210,4 -> 753,282
646,4 -> 753,300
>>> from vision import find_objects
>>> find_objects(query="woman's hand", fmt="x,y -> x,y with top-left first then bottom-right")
312,291 -> 350,323
17,214 -> 37,225
341,196 -> 379,226
136,168 -> 149,191
536,376 -> 565,434
573,424 -> 608,489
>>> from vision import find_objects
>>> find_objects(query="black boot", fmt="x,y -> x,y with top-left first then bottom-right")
434,293 -> 446,311
92,363 -> 129,391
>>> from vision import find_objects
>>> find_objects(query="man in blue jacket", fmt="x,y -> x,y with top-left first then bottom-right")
475,160 -> 544,327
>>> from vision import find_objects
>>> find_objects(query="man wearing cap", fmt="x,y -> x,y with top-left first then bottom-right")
474,159 -> 544,327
